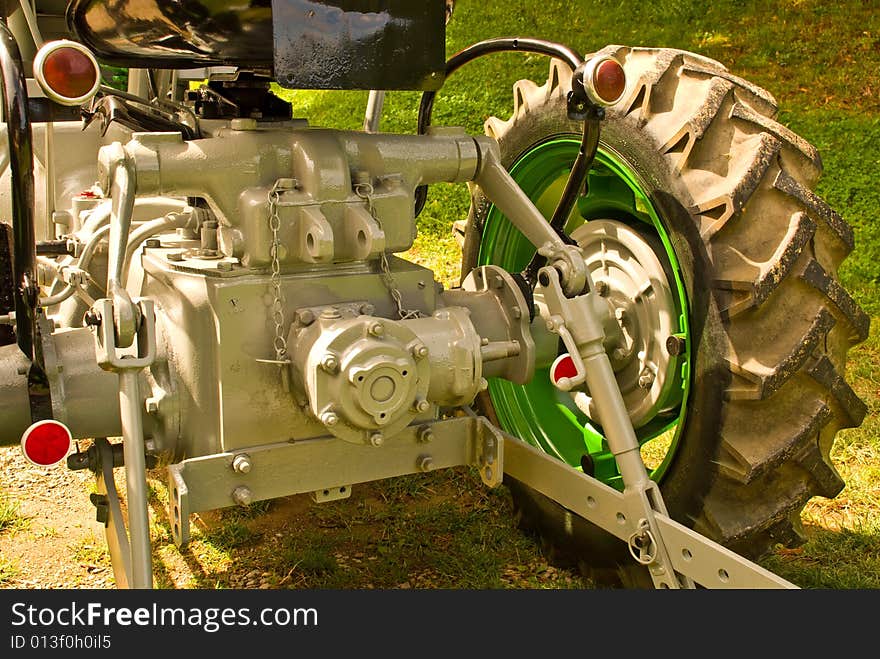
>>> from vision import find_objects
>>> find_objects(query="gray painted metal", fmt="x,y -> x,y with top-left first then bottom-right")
500,428 -> 797,589
167,414 -> 503,547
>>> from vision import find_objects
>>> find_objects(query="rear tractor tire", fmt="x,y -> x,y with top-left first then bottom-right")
461,46 -> 869,585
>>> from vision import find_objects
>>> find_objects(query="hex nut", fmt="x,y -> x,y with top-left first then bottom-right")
232,454 -> 252,474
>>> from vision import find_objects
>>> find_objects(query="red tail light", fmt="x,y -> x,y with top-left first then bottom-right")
583,56 -> 627,106
551,353 -> 578,386
33,40 -> 101,106
20,420 -> 72,467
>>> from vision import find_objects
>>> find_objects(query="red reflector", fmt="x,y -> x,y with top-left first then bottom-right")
593,58 -> 626,104
20,420 -> 72,467
33,41 -> 100,106
551,353 -> 578,384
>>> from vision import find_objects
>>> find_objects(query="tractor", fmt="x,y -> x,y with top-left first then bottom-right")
0,0 -> 867,589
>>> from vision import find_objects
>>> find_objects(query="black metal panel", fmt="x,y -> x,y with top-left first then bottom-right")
271,1 -> 446,90
67,0 -> 447,90
67,0 -> 275,69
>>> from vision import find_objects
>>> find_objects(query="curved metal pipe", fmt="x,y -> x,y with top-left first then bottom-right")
0,19 -> 37,361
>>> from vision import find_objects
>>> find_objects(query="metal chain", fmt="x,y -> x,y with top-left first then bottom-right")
265,182 -> 291,364
353,182 -> 421,320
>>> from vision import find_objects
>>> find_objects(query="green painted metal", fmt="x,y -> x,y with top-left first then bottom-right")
477,137 -> 691,488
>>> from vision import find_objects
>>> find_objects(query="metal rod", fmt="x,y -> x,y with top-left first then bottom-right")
0,19 -> 37,361
363,90 -> 385,133
119,369 -> 152,589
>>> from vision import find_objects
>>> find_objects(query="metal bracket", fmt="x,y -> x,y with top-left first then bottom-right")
500,428 -> 797,588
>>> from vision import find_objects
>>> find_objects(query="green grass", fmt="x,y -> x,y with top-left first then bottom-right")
0,496 -> 28,535
269,0 -> 879,588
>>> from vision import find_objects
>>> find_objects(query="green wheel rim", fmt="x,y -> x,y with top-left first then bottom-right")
477,137 -> 691,489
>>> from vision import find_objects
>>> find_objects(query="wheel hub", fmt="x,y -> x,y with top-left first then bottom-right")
567,218 -> 679,429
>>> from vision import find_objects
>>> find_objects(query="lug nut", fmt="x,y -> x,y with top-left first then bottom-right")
321,411 -> 339,426
232,453 -> 252,474
666,335 -> 686,356
369,432 -> 384,447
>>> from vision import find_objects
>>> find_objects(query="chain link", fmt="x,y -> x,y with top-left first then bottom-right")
354,182 -> 421,320
266,182 -> 291,364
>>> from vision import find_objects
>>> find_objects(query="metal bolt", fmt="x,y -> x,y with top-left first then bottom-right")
368,322 -> 384,337
612,347 -> 628,361
638,372 -> 655,389
359,303 -> 375,316
321,411 -> 339,426
666,335 -> 686,356
232,454 -> 252,474
144,238 -> 161,249
418,455 -> 434,472
320,307 -> 341,320
594,280 -> 609,297
418,426 -> 434,443
479,378 -> 489,391
412,343 -> 429,359
83,310 -> 102,327
232,486 -> 253,507
167,251 -> 184,262
296,309 -> 316,326
414,398 -> 431,413
320,354 -> 339,374
369,432 -> 384,447
145,397 -> 160,414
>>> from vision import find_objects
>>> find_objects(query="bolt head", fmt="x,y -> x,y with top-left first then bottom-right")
419,455 -> 434,472
359,303 -> 375,316
84,310 -> 102,326
638,373 -> 655,389
320,354 -> 339,374
145,238 -> 161,249
612,347 -> 628,361
321,411 -> 339,426
415,399 -> 431,413
418,426 -> 434,443
369,433 -> 384,447
665,335 -> 686,356
368,322 -> 385,337
413,343 -> 429,359
296,309 -> 316,326
232,486 -> 253,507
232,454 -> 252,474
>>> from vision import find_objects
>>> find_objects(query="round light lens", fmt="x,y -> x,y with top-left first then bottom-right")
582,56 -> 627,107
593,58 -> 626,104
33,40 -> 101,106
20,420 -> 72,467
